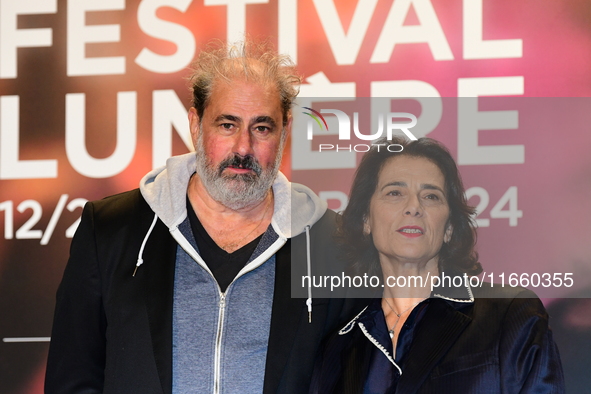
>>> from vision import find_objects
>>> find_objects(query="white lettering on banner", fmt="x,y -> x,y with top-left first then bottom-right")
204,0 -> 268,44
278,0 -> 298,63
0,3 -> 530,177
135,0 -> 195,73
0,0 -> 57,79
152,90 -> 193,169
312,0 -> 378,65
457,76 -> 524,165
370,0 -> 453,63
0,1 -> 527,76
11,200 -> 42,240
319,191 -> 348,212
0,96 -> 58,179
0,196 -> 88,244
370,80 -> 442,139
466,186 -> 523,227
463,0 -> 522,59
292,72 -> 357,170
67,0 -> 125,76
65,92 -> 136,178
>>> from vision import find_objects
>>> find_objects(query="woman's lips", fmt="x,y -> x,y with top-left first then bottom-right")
397,226 -> 424,238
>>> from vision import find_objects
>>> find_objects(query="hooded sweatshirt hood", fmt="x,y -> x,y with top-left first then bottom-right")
139,152 -> 327,239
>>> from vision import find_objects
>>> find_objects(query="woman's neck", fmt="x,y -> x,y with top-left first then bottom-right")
380,257 -> 438,300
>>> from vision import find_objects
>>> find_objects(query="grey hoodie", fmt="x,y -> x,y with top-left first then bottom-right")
138,152 -> 327,394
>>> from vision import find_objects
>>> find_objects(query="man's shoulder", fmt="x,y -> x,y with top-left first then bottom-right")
90,188 -> 145,212
93,188 -> 142,206
86,189 -> 153,225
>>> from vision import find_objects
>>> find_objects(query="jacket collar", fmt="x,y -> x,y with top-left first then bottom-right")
430,271 -> 475,304
339,272 -> 475,332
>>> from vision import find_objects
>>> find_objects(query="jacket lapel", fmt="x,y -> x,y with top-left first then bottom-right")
396,299 -> 472,394
263,240 -> 306,394
142,219 -> 177,394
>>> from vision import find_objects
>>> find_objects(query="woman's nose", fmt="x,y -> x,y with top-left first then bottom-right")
404,196 -> 423,217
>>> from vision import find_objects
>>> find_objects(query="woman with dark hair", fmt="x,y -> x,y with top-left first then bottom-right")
310,137 -> 564,393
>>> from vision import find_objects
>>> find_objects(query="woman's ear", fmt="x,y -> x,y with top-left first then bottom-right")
444,224 -> 453,243
363,217 -> 371,235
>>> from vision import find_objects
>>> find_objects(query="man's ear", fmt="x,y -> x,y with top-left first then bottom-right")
285,112 -> 293,132
444,224 -> 453,243
278,112 -> 293,151
188,107 -> 200,150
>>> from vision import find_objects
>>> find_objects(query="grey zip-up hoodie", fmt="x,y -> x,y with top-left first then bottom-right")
138,152 -> 327,394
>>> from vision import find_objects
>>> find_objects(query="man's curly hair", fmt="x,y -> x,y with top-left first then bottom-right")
188,39 -> 301,125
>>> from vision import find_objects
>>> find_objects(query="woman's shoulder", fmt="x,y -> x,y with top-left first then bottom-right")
469,285 -> 549,325
471,284 -> 541,301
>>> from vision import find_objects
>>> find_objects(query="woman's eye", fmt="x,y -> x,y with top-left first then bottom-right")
424,194 -> 440,200
386,190 -> 401,196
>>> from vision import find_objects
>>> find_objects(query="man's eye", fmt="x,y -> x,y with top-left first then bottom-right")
386,190 -> 401,196
425,194 -> 440,200
221,123 -> 234,129
255,126 -> 270,133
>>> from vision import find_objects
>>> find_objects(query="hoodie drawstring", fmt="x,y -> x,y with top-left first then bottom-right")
133,213 -> 158,277
305,225 -> 312,323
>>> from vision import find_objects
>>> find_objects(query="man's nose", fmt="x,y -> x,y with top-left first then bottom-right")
233,129 -> 254,156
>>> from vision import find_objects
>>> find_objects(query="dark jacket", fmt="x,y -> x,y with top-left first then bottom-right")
311,283 -> 565,394
45,186 -> 365,394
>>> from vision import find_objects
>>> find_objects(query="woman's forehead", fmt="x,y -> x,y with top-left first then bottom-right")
377,155 -> 446,187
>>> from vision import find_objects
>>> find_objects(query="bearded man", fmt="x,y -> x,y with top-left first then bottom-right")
45,41 -> 364,394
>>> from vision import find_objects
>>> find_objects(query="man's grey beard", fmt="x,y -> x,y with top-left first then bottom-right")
194,131 -> 284,210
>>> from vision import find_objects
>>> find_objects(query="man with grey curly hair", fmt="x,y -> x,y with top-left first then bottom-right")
46,40 -> 364,394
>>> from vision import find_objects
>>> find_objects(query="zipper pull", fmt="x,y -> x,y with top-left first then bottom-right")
219,294 -> 226,309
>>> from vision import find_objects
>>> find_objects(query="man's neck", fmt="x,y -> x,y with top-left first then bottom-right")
187,174 -> 274,253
